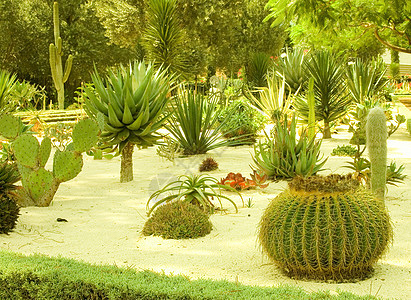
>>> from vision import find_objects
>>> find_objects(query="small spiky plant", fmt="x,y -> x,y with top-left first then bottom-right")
142,201 -> 212,239
199,157 -> 218,172
0,162 -> 20,234
259,174 -> 392,282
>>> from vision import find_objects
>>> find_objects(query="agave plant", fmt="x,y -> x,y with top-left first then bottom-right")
294,50 -> 351,138
166,90 -> 248,155
273,48 -> 309,94
84,61 -> 172,182
146,174 -> 242,216
0,70 -> 17,114
252,114 -> 326,180
246,73 -> 295,123
346,58 -> 388,104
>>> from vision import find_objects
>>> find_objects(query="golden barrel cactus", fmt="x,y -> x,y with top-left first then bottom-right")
258,174 -> 392,281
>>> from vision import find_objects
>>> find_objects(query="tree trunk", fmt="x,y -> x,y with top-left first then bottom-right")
120,142 -> 134,183
323,121 -> 331,139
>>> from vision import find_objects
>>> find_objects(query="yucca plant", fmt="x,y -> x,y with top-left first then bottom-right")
246,73 -> 295,123
294,50 -> 351,138
245,52 -> 272,88
146,174 -> 242,216
84,61 -> 172,182
252,114 -> 326,180
142,0 -> 187,76
166,90 -> 247,155
0,70 -> 17,114
346,58 -> 388,104
273,48 -> 309,94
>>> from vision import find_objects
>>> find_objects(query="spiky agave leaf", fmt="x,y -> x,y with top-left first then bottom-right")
0,162 -> 20,195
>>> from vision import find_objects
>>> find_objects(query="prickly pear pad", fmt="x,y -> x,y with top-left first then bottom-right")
38,137 -> 52,168
72,119 -> 99,153
13,135 -> 40,168
53,150 -> 83,182
0,114 -> 20,139
26,169 -> 54,201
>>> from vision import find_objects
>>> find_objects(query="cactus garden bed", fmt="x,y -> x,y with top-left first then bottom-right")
1,123 -> 410,299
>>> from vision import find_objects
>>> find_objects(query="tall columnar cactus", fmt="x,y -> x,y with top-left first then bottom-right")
49,1 -> 73,110
366,107 -> 387,202
259,175 -> 392,281
307,77 -> 316,140
0,114 -> 99,207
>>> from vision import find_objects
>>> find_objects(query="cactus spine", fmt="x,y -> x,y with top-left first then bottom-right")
49,1 -> 73,110
307,77 -> 316,140
366,107 -> 387,202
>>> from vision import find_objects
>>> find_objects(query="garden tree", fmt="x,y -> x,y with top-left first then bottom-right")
0,0 -> 138,105
289,20 -> 386,62
93,0 -> 146,48
265,0 -> 411,54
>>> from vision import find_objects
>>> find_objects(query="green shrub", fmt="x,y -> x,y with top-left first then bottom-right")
252,114 -> 326,180
219,99 -> 265,144
143,201 -> 212,239
259,174 -> 392,281
330,145 -> 358,157
407,118 -> 411,135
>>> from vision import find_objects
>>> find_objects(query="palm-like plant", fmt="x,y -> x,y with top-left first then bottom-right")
346,57 -> 388,103
0,70 -> 17,114
166,90 -> 247,155
247,73 -> 294,123
84,61 -> 172,182
295,50 -> 351,138
142,0 -> 187,76
246,52 -> 272,88
146,174 -> 241,216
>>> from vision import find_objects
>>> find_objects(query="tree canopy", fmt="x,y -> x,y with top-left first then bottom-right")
265,0 -> 411,54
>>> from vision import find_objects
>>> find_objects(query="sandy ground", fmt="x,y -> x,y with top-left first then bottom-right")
1,109 -> 410,299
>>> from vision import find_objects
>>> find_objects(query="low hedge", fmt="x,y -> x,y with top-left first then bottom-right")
0,250 -> 382,300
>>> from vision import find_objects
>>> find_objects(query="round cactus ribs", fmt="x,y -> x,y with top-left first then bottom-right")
258,174 -> 392,282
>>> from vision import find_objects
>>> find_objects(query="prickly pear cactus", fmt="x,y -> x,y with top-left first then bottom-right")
13,135 -> 40,168
53,150 -> 83,182
72,118 -> 99,153
0,114 -> 21,139
0,114 -> 99,207
258,174 -> 392,282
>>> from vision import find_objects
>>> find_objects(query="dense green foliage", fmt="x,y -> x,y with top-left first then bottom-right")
0,250 -> 383,299
143,201 -> 212,239
219,99 -> 266,144
265,0 -> 411,54
259,175 -> 392,281
0,162 -> 20,234
252,114 -> 326,180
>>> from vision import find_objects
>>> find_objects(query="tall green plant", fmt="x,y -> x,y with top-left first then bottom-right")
245,52 -> 272,88
246,73 -> 294,123
346,58 -> 388,104
142,0 -> 186,76
166,90 -> 246,155
84,61 -> 172,183
49,1 -> 73,110
0,70 -> 17,114
295,50 -> 351,138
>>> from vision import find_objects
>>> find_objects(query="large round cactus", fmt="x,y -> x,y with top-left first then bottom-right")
258,174 -> 392,281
